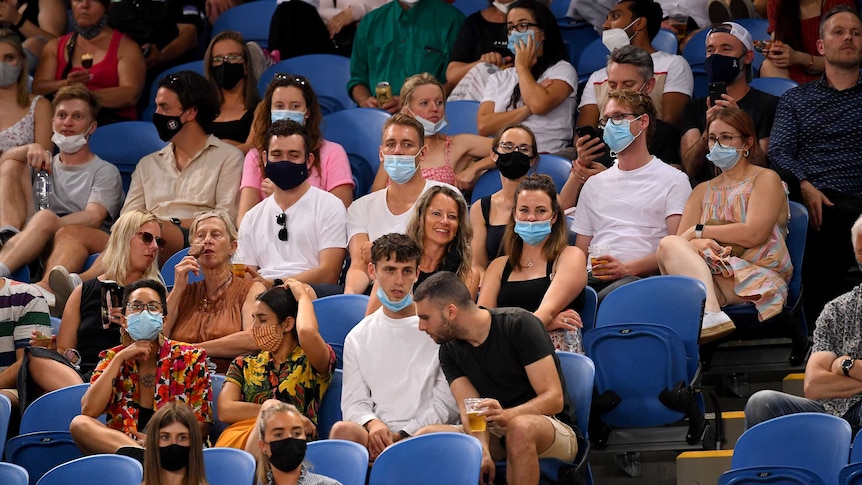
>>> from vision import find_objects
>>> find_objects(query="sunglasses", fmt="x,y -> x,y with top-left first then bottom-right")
273,73 -> 309,86
137,231 -> 166,249
276,213 -> 288,242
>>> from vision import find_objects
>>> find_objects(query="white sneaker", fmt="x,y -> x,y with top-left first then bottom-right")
49,266 -> 81,318
700,311 -> 735,343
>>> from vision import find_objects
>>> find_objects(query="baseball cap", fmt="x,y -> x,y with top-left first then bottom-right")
706,22 -> 754,52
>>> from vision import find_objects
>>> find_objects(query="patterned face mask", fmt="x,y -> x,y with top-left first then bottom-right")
253,324 -> 285,353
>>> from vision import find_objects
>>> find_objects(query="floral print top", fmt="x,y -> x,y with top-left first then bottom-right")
225,345 -> 336,425
90,337 -> 213,434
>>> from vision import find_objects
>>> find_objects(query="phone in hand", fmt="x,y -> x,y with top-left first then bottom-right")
575,125 -> 614,168
100,280 -> 123,330
708,82 -> 727,106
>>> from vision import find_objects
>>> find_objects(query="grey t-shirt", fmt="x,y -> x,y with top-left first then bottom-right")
41,154 -> 124,231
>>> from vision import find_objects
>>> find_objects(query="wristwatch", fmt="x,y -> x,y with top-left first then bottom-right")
842,357 -> 855,376
694,223 -> 704,239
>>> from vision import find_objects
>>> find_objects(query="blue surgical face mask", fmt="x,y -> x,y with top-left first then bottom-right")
514,219 -> 553,246
706,143 -> 742,171
377,285 -> 414,312
271,109 -> 306,125
602,116 -> 642,154
383,154 -> 419,184
413,113 -> 448,136
507,29 -> 535,52
126,311 -> 163,341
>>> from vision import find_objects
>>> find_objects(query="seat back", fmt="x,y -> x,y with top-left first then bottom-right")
597,275 -> 706,380
841,462 -> 862,485
209,374 -> 228,443
317,369 -> 343,439
682,28 -> 710,72
20,383 -> 89,434
584,323 -> 688,427
559,21 -> 600,68
312,294 -> 369,368
161,247 -> 204,290
749,77 -> 799,97
10,264 -> 29,283
577,39 -> 611,84
579,286 -> 598,332
443,100 -> 481,136
211,2 -> 276,48
35,454 -> 142,485
451,0 -> 486,16
306,439 -> 369,485
0,393 -> 11,458
258,55 -> 356,115
652,29 -> 679,54
141,61 -> 205,121
322,108 -> 391,197
88,121 -> 169,192
732,412 -> 851,485
785,200 -> 808,309
202,448 -> 256,485
0,463 -> 29,485
5,431 -> 84,485
368,433 -> 482,485
556,351 -> 594,436
719,466 -> 825,485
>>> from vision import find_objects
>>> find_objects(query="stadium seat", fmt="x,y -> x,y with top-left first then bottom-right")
579,286 -> 598,332
258,55 -> 356,115
312,293 -> 369,368
577,39 -> 611,85
306,439 -> 369,485
35,454 -> 142,485
452,0 -> 485,16
749,77 -> 799,97
202,448 -> 256,485
682,28 -> 710,72
141,60 -> 205,122
161,247 -> 204,291
444,100 -> 481,136
211,2 -> 276,49
720,466 -> 825,484
209,374 -> 228,443
322,108 -> 392,198
725,412 -> 851,485
20,383 -> 89,434
0,393 -> 11,458
317,369 -> 342,439
0,463 -> 28,485
652,29 -> 679,55
841,463 -> 862,485
5,431 -> 83,485
559,21 -> 600,68
10,264 -> 29,283
88,121 -> 169,193
368,433 -> 482,485
469,154 -> 573,203
549,0 -> 569,19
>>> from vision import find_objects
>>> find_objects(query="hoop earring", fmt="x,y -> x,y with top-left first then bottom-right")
743,149 -> 750,158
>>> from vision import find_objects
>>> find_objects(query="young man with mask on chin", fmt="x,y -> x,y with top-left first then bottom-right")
70,279 -> 212,458
235,120 -> 347,289
0,84 -> 123,310
571,89 -> 690,300
330,233 -> 458,461
44,71 -> 243,313
680,22 -> 778,185
343,114 -> 457,295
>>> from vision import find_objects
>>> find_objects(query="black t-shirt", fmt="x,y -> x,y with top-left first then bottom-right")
449,11 -> 510,63
650,119 -> 682,167
108,0 -> 204,49
210,104 -> 258,144
439,307 -> 575,428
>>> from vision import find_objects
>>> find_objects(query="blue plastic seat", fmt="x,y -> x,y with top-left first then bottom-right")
202,447 -> 256,485
720,466 -> 825,484
312,293 -> 369,368
35,454 -> 142,485
749,77 -> 799,97
306,439 -> 369,485
317,368 -> 342,439
161,247 -> 204,291
559,21 -> 600,68
0,463 -> 29,485
20,383 -> 90,434
652,29 -> 679,55
549,0 -> 569,19
5,431 -> 84,485
141,60 -> 205,122
211,2 -> 276,49
579,286 -> 598,332
258,55 -> 356,115
444,100 -> 481,136
727,413 -> 851,485
841,462 -> 862,485
682,28 -> 710,72
452,0 -> 486,16
322,108 -> 392,198
0,393 -> 11,458
577,39 -> 611,84
209,374 -> 228,443
469,154 -> 573,203
88,121 -> 169,193
10,264 -> 29,283
368,433 -> 482,485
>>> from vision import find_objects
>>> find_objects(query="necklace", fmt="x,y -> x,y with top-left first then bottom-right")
198,274 -> 232,312
526,260 -> 533,268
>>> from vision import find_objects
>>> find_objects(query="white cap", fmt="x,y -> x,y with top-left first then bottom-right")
706,22 -> 754,53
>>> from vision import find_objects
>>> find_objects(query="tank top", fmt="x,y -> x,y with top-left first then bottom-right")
0,96 -> 39,153
78,278 -> 123,375
496,260 -> 585,312
480,196 -> 507,262
420,135 -> 457,186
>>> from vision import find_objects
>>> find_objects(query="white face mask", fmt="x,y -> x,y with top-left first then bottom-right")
51,125 -> 91,154
492,1 -> 510,13
601,18 -> 639,52
400,0 -> 419,6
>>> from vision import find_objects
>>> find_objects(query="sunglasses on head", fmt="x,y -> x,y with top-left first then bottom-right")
138,231 -> 166,249
273,73 -> 309,86
276,213 -> 288,242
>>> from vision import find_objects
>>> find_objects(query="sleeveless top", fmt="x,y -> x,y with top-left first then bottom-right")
172,276 -> 255,373
0,96 -> 40,154
78,278 -> 123,375
56,30 -> 137,122
414,248 -> 464,289
211,104 -> 257,143
480,196 -> 507,263
420,135 -> 457,186
700,170 -> 793,321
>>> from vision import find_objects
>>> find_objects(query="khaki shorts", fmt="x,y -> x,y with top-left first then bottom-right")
447,415 -> 578,462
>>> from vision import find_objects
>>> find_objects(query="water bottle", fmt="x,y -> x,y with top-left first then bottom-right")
563,329 -> 578,353
34,170 -> 52,210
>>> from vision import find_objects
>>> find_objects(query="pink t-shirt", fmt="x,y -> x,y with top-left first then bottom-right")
240,140 -> 355,196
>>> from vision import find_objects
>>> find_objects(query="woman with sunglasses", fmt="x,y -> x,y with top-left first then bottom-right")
164,211 -> 266,373
369,73 -> 493,191
204,31 -> 260,150
477,0 -> 576,155
238,74 -> 353,227
22,210 -> 164,405
469,124 -> 539,281
657,107 -> 792,343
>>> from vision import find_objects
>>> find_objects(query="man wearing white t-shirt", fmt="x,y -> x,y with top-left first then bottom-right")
236,120 -> 347,286
344,114 -> 456,294
331,233 -> 458,460
571,90 -> 691,299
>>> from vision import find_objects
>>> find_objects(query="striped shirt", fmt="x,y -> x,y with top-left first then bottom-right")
0,279 -> 51,371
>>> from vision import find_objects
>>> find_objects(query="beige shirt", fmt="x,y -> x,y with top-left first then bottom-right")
121,135 -> 243,223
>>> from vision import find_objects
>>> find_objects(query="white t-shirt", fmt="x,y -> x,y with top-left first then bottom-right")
481,60 -> 578,153
657,0 -> 709,29
341,308 -> 459,434
346,179 -> 457,243
236,186 -> 347,279
571,156 -> 691,262
579,51 -> 693,121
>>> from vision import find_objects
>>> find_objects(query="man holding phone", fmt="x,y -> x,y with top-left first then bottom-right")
679,22 -> 777,184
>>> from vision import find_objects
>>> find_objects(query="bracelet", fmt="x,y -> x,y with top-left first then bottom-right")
694,223 -> 704,239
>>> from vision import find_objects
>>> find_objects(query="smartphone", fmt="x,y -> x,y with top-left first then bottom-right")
100,280 -> 123,329
576,125 -> 614,168
575,125 -> 599,140
708,82 -> 727,106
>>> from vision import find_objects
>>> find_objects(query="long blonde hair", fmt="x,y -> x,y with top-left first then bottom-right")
101,210 -> 162,284
406,185 -> 473,283
141,402 -> 208,485
257,402 -> 306,484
